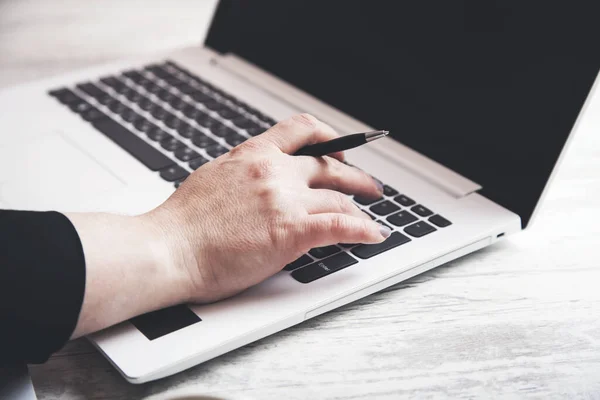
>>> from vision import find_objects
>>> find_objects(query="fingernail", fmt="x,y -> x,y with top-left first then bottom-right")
373,177 -> 384,194
379,225 -> 392,239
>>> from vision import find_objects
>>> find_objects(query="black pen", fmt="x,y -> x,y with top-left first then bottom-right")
294,130 -> 389,157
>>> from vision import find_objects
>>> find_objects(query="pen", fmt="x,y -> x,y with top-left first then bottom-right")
294,130 -> 389,157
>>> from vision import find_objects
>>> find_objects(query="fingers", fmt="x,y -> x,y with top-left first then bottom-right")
296,156 -> 383,199
301,214 -> 390,249
254,114 -> 345,161
302,189 -> 372,220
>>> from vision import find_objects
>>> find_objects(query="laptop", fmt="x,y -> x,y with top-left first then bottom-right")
1,1 -> 598,384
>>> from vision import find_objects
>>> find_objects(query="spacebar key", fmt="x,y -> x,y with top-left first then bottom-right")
351,232 -> 411,259
291,252 -> 358,284
92,119 -> 175,171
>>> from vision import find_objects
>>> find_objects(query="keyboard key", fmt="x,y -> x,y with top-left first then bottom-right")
80,107 -> 109,122
383,185 -> 398,197
76,82 -> 106,98
354,195 -> 382,206
178,124 -> 201,139
292,252 -> 358,284
204,118 -> 226,132
147,127 -> 172,142
170,98 -> 188,111
217,107 -> 242,120
92,119 -> 174,171
283,254 -> 313,271
194,111 -> 213,127
215,124 -> 238,138
351,232 -> 411,259
164,114 -> 184,130
142,81 -> 161,94
404,221 -> 437,238
246,125 -> 265,136
121,108 -> 143,123
151,106 -> 169,120
100,76 -> 124,89
112,83 -> 131,95
108,100 -> 126,113
370,200 -> 400,216
138,97 -> 154,111
202,99 -> 223,111
175,147 -> 200,162
191,91 -> 211,103
122,70 -> 145,83
183,104 -> 200,118
134,119 -> 159,134
114,105 -> 135,117
157,88 -> 176,102
386,210 -> 418,227
145,64 -> 170,78
124,90 -> 143,103
394,194 -> 416,207
96,94 -> 114,105
178,84 -> 197,95
49,88 -> 81,104
191,134 -> 217,148
160,137 -> 184,151
231,116 -> 258,130
411,204 -> 433,217
189,156 -> 210,170
164,76 -> 186,87
429,214 -> 452,228
257,114 -> 277,125
120,87 -> 134,99
206,145 -> 228,158
160,165 -> 189,182
309,245 -> 341,259
224,132 -> 247,147
69,100 -> 94,114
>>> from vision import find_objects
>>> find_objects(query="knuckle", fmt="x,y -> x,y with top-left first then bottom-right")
230,138 -> 260,156
291,113 -> 318,129
335,194 -> 354,214
326,157 -> 344,183
275,116 -> 296,131
329,214 -> 349,234
358,220 -> 374,239
247,157 -> 276,180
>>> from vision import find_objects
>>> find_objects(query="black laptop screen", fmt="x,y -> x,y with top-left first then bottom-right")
205,1 -> 600,227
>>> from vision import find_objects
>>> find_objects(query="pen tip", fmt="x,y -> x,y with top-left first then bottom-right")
382,130 -> 389,136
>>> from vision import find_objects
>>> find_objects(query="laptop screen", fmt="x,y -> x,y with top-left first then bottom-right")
205,1 -> 600,227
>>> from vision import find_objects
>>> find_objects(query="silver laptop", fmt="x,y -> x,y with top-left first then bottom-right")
0,2 -> 597,384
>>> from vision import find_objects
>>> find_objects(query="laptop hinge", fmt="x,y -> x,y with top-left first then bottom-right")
214,53 -> 482,198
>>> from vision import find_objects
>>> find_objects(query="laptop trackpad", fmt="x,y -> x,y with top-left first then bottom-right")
0,133 -> 125,210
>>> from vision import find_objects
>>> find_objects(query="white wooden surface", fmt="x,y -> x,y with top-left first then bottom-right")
2,1 -> 599,399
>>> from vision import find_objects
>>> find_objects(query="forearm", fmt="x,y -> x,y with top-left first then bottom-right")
65,212 -> 192,338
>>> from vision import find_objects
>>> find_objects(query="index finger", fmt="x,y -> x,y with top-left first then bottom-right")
255,113 -> 345,161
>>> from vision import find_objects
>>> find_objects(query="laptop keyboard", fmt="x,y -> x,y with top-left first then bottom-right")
48,61 -> 276,187
47,60 -> 452,284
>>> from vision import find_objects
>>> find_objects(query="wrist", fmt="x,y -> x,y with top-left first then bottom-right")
137,209 -> 197,305
67,211 -> 195,337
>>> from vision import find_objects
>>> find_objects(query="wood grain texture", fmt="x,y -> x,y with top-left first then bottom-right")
2,1 -> 599,399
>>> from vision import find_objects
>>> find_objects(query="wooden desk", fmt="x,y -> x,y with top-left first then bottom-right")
2,1 -> 599,398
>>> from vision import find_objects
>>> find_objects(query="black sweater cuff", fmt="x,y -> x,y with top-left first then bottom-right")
0,210 -> 86,365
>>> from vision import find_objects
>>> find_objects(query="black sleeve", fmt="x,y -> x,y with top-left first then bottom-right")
0,210 -> 86,365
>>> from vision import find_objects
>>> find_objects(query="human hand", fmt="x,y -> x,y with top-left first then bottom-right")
145,114 -> 388,303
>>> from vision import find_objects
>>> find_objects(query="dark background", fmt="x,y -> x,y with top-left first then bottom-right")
206,1 -> 600,227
